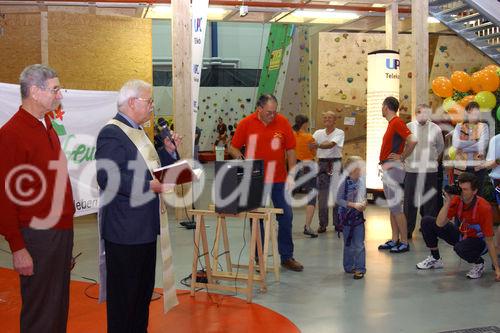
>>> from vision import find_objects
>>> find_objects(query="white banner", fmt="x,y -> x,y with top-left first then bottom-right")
0,82 -> 118,217
366,50 -> 400,190
191,0 -> 209,150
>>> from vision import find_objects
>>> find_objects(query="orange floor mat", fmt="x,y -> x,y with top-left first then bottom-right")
0,267 -> 299,333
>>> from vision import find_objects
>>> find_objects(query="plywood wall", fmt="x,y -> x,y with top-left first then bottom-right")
0,14 -> 41,84
0,12 -> 152,92
48,12 -> 152,91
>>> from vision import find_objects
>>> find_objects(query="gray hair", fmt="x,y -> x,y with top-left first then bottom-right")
416,103 -> 431,114
19,64 -> 58,99
117,79 -> 151,110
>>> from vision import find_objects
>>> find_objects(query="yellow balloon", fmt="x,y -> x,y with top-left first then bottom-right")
448,146 -> 456,160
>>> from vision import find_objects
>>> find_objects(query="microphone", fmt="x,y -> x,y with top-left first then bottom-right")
158,118 -> 176,148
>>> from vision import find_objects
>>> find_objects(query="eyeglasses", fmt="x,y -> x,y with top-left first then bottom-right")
43,86 -> 62,95
135,97 -> 154,105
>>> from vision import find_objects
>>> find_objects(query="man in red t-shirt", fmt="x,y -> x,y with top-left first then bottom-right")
377,97 -> 417,254
0,65 -> 75,332
229,94 -> 303,272
416,172 -> 500,281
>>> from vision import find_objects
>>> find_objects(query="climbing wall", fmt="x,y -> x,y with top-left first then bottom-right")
318,32 -> 412,161
316,32 -> 491,161
279,26 -> 312,124
257,24 -> 294,97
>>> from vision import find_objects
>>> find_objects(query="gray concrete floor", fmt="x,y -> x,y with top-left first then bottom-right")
1,163 -> 499,333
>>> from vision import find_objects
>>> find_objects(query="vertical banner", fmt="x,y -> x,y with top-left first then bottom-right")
366,50 -> 400,191
191,0 -> 209,153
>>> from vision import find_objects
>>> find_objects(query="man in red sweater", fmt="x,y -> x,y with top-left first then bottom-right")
0,64 -> 75,333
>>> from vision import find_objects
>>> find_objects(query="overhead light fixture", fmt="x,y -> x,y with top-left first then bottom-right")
239,5 -> 249,17
427,17 -> 440,23
294,10 -> 359,20
151,4 -> 171,14
372,3 -> 386,8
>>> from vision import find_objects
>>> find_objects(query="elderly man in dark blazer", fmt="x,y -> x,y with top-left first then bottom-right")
96,80 -> 180,333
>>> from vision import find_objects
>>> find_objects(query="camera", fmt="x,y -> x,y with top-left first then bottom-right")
444,184 -> 462,195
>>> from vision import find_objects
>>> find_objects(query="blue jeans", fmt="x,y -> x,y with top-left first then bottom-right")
343,223 -> 366,273
261,182 -> 294,262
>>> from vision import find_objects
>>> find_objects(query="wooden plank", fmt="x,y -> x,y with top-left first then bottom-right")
211,271 -> 264,282
171,0 -> 193,221
385,1 -> 398,50
171,0 -> 193,160
220,217 -> 233,273
411,0 -> 429,120
40,11 -> 48,66
207,205 -> 283,214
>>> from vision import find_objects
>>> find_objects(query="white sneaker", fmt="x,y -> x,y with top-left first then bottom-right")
416,255 -> 444,270
466,262 -> 485,279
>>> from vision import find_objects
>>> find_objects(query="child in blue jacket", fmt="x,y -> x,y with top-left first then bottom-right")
337,156 -> 367,279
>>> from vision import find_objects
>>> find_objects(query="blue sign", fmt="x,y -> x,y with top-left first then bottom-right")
385,58 -> 400,70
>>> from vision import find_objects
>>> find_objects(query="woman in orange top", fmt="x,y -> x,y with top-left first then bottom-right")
293,115 -> 318,238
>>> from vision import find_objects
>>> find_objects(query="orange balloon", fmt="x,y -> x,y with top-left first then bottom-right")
447,105 -> 464,125
458,95 -> 475,107
432,76 -> 453,98
450,71 -> 471,92
483,64 -> 499,73
470,71 -> 483,93
478,69 -> 499,92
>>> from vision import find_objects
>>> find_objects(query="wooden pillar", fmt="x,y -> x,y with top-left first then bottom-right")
385,1 -> 398,51
171,0 -> 193,159
411,0 -> 429,118
41,11 -> 48,65
171,0 -> 193,221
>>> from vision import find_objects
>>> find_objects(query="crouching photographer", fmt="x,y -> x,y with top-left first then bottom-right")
415,172 -> 500,281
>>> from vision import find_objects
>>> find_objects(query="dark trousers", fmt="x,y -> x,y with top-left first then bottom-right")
421,216 -> 486,264
105,240 -> 157,333
20,228 -> 73,333
403,172 -> 439,235
317,159 -> 341,228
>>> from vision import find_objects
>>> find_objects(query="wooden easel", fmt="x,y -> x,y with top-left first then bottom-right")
189,207 -> 282,303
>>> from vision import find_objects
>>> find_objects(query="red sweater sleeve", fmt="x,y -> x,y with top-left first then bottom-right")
0,130 -> 25,252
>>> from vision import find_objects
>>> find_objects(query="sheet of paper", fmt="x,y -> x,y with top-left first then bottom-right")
344,117 -> 356,126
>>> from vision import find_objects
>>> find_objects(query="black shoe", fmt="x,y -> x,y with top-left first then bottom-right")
304,226 -> 318,238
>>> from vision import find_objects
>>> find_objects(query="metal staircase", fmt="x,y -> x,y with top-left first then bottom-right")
429,0 -> 500,64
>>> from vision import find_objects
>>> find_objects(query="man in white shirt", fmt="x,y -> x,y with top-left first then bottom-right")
404,104 -> 444,239
312,111 -> 345,233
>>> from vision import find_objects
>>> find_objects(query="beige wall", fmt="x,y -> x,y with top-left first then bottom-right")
0,14 -> 41,84
48,12 -> 152,91
0,12 -> 152,91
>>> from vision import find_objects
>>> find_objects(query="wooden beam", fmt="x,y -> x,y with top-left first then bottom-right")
40,10 -> 48,66
385,1 -> 398,50
171,0 -> 193,220
411,0 -> 429,119
171,0 -> 192,159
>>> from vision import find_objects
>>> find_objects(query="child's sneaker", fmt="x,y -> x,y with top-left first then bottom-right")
378,240 -> 398,250
353,271 -> 365,279
390,242 -> 410,253
466,262 -> 484,279
416,255 -> 444,270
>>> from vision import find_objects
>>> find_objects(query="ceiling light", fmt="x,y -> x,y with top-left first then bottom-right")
427,17 -> 440,23
294,10 -> 359,20
151,4 -> 171,14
